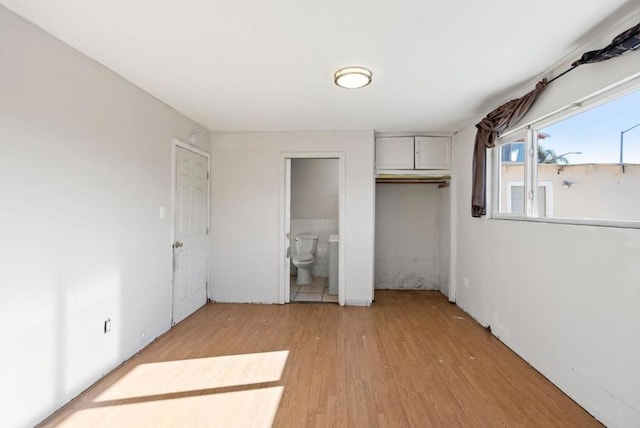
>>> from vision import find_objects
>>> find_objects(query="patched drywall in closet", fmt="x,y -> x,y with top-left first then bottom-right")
375,183 -> 449,290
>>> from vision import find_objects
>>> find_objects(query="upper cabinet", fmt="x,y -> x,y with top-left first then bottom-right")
375,137 -> 415,169
375,136 -> 451,171
414,136 -> 451,170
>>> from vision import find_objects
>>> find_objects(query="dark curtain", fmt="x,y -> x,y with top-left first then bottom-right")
471,79 -> 547,218
572,22 -> 640,66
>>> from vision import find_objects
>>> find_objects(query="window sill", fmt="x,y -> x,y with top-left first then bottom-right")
490,214 -> 640,230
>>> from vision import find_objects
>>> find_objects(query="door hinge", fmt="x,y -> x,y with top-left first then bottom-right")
206,227 -> 209,234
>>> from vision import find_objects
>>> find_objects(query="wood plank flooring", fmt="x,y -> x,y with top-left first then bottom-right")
40,291 -> 602,427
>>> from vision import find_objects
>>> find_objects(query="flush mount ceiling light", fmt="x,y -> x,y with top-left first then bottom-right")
334,66 -> 372,89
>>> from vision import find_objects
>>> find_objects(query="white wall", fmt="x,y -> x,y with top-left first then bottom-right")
374,183 -> 441,290
210,131 -> 374,305
291,158 -> 338,219
0,7 -> 210,427
451,45 -> 640,427
438,186 -> 451,296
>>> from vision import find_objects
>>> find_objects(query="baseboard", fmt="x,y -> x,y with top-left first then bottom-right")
345,299 -> 372,307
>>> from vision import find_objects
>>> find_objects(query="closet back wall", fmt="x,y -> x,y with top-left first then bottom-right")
375,183 -> 441,290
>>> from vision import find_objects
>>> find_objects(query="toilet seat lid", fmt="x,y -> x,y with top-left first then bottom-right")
293,253 -> 313,262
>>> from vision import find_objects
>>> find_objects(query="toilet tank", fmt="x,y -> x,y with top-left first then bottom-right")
295,233 -> 318,255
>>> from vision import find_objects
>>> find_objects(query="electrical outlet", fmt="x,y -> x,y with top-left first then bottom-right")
104,318 -> 111,334
464,278 -> 469,288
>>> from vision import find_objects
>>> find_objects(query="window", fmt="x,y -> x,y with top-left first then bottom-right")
494,86 -> 640,226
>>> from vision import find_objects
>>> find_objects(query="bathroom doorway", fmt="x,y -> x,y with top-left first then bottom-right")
279,152 -> 346,305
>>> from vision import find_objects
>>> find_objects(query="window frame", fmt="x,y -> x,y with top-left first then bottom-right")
491,77 -> 640,229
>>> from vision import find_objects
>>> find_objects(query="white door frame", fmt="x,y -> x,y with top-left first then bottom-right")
170,137 -> 211,324
279,152 -> 346,306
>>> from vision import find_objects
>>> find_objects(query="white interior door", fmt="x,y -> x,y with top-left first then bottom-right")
173,146 -> 209,324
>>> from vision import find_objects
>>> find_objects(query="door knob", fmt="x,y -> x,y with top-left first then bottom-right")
174,241 -> 183,248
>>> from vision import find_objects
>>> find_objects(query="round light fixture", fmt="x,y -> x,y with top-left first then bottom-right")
334,66 -> 372,89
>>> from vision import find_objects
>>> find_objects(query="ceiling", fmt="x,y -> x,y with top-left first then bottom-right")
1,0 -> 631,132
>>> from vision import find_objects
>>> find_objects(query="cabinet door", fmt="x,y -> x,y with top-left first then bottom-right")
375,137 -> 415,169
415,136 -> 451,169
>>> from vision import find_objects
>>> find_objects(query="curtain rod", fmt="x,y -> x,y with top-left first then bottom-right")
546,22 -> 640,86
546,65 -> 579,85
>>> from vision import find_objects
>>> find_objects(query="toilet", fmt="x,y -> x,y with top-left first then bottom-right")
292,233 -> 318,285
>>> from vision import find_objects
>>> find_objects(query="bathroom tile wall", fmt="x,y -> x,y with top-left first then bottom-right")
291,219 -> 338,277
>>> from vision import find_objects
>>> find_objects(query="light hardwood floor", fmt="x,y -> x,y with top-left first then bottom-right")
40,291 -> 601,427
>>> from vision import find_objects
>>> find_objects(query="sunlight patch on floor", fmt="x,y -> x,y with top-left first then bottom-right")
94,350 -> 289,402
59,386 -> 284,428
51,351 -> 289,427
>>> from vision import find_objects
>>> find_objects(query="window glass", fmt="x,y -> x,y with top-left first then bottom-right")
498,139 -> 526,215
537,186 -> 548,217
509,185 -> 525,214
535,89 -> 640,222
508,184 -> 549,217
